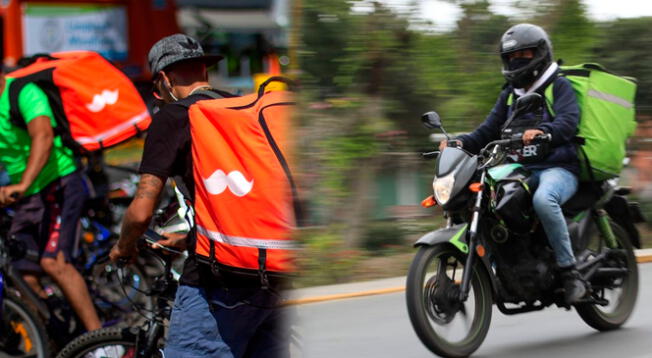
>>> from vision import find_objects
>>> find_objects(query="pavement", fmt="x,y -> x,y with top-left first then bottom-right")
287,248 -> 652,306
292,259 -> 652,358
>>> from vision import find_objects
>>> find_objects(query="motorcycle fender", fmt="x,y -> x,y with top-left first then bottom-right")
415,224 -> 500,298
414,223 -> 469,254
605,195 -> 642,249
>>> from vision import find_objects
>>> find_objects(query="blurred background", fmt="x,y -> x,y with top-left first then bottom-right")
0,0 -> 293,179
294,0 -> 652,286
1,0 -> 292,93
3,0 -> 651,288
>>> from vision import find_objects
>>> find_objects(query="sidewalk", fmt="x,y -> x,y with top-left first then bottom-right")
286,248 -> 652,306
636,248 -> 652,263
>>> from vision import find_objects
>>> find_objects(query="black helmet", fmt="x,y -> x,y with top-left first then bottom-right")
500,24 -> 553,88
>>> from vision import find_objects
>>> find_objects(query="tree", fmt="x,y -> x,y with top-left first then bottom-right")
593,17 -> 652,115
533,0 -> 596,65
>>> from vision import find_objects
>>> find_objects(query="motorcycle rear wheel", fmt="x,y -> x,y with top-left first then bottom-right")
406,244 -> 493,358
575,222 -> 638,331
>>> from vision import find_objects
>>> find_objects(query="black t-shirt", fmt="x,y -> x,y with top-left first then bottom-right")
139,93 -> 208,287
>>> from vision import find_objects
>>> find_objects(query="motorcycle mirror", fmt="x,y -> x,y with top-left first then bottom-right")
512,92 -> 543,119
421,111 -> 442,130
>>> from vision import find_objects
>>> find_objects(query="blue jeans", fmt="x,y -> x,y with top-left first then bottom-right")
164,284 -> 291,358
529,167 -> 579,268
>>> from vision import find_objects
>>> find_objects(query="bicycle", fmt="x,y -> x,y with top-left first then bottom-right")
0,237 -> 51,358
56,229 -> 178,358
0,200 -> 153,351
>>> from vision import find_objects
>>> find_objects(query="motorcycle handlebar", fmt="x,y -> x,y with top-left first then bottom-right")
482,133 -> 551,153
531,133 -> 552,144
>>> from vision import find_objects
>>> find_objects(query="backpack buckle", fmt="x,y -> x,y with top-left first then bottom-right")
259,268 -> 270,290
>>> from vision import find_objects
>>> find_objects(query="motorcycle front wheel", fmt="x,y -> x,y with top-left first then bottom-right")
406,244 -> 493,358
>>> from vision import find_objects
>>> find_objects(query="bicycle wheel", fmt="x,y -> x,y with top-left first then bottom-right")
88,259 -> 154,327
55,327 -> 144,358
0,291 -> 50,358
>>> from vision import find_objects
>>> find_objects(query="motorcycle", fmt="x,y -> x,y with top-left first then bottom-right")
405,93 -> 643,357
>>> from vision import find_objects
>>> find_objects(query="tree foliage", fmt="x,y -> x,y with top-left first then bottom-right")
592,17 -> 652,115
297,0 -> 652,239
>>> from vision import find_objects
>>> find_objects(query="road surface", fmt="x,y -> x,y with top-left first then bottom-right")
293,263 -> 652,357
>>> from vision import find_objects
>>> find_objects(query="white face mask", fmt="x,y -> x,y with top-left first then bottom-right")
164,80 -> 178,102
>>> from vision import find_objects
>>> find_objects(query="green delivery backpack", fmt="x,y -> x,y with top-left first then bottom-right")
544,63 -> 637,182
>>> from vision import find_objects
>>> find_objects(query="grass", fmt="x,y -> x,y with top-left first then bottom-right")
637,224 -> 652,249
293,218 -> 442,287
294,219 -> 652,288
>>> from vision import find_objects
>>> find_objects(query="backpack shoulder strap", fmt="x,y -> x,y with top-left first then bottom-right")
544,80 -> 556,117
177,88 -> 239,109
542,71 -> 567,118
7,78 -> 29,129
506,92 -> 514,106
194,88 -> 237,99
228,76 -> 296,110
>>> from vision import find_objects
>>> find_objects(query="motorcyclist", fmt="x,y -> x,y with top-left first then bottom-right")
439,23 -> 586,304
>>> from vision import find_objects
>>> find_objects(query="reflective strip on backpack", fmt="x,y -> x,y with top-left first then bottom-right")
197,225 -> 297,250
74,110 -> 150,145
587,89 -> 633,109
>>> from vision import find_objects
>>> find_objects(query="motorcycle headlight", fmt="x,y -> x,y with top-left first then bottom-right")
433,172 -> 455,205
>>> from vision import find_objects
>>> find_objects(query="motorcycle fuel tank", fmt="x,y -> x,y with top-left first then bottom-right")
488,163 -> 534,233
487,163 -> 530,183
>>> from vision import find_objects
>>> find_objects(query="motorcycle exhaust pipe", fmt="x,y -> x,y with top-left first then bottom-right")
593,267 -> 628,279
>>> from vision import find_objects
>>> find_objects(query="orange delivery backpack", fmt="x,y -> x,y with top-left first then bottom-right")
187,77 -> 298,282
6,51 -> 151,153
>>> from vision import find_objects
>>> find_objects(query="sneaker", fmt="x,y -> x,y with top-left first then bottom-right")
84,345 -> 126,358
561,268 -> 587,305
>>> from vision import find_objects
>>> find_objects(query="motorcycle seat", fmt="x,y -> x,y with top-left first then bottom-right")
561,182 -> 603,217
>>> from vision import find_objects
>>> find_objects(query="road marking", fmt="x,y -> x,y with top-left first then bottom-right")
285,286 -> 405,306
635,249 -> 652,263
288,253 -> 652,306
636,255 -> 652,263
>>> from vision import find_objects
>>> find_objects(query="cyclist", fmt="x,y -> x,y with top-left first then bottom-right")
110,34 -> 291,357
0,65 -> 101,330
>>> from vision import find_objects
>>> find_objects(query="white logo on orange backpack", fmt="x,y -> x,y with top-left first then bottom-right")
202,170 -> 254,197
86,89 -> 119,112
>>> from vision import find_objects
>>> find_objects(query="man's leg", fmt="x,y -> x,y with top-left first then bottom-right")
531,167 -> 578,267
164,285 -> 234,358
531,167 -> 585,303
40,172 -> 100,331
22,274 -> 47,299
245,303 -> 292,358
8,193 -> 48,299
208,286 -> 290,358
40,252 -> 101,331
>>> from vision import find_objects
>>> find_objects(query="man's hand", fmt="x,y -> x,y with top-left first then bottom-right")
439,140 -> 463,151
522,129 -> 544,145
151,232 -> 187,251
0,183 -> 28,206
109,240 -> 139,264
